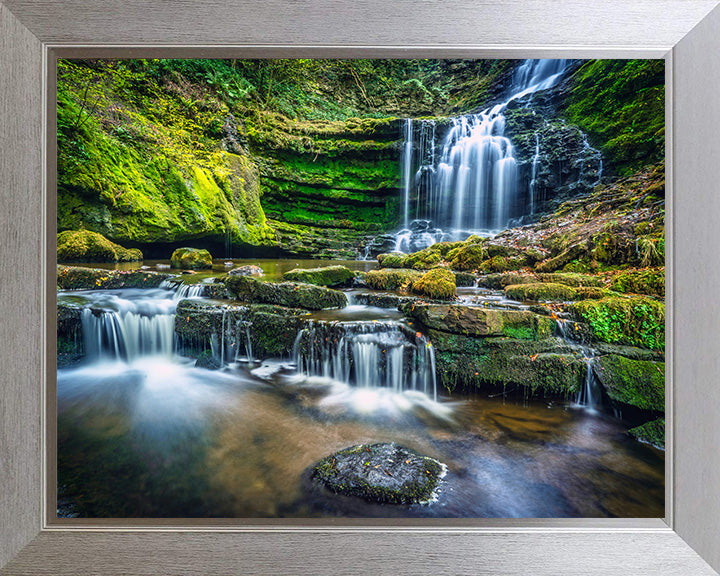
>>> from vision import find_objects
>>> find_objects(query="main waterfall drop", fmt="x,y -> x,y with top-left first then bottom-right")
394,59 -> 570,252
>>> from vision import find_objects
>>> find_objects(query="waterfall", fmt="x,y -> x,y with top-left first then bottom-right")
293,321 -> 437,401
556,318 -> 602,411
396,59 -> 570,245
81,308 -> 175,361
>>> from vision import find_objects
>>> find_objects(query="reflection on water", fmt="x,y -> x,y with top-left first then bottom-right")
58,357 -> 664,518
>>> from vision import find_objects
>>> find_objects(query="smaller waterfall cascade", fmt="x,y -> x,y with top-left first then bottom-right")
556,318 -> 602,411
77,289 -> 178,361
393,59 -> 571,252
293,321 -> 437,401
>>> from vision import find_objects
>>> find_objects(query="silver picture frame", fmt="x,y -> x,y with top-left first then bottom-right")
2,1 -> 720,574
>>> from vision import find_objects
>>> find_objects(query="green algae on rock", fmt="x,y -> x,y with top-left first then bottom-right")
313,443 -> 445,505
57,265 -> 172,290
365,268 -> 422,292
171,248 -> 213,270
57,230 -> 143,263
628,417 -> 665,450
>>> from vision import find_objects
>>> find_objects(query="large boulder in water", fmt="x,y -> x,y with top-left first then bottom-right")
228,265 -> 264,277
223,275 -> 347,310
57,230 -> 142,263
313,443 -> 445,504
283,265 -> 355,288
170,247 -> 213,270
56,265 -> 172,290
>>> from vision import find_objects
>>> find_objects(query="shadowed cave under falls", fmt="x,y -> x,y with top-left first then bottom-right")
56,58 -> 664,519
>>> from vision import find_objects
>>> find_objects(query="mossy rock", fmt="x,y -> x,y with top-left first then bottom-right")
453,271 -> 476,287
313,443 -> 444,505
224,275 -> 347,310
405,246 -> 443,270
485,242 -> 520,258
57,265 -> 172,290
57,230 -> 142,263
283,265 -> 355,288
478,272 -> 537,290
411,268 -> 456,300
406,303 -> 555,340
174,299 -> 309,359
352,293 -> 417,309
170,247 -> 213,270
628,417 -> 665,449
365,268 -> 422,292
571,296 -> 664,350
448,244 -> 486,271
377,252 -> 409,269
535,272 -> 602,287
505,282 -> 577,302
594,354 -> 665,411
478,255 -> 526,273
434,344 -> 585,396
610,269 -> 665,298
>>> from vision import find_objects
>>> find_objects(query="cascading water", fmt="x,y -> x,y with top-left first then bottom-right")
556,318 -> 602,411
390,59 -> 572,253
293,321 -> 437,401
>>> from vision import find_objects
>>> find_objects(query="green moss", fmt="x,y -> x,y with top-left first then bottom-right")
283,265 -> 355,287
563,59 -> 664,174
365,268 -> 422,291
505,282 -> 577,302
404,246 -> 443,270
411,268 -> 457,300
535,272 -> 602,287
478,255 -> 526,273
57,230 -> 142,263
594,354 -> 665,411
170,247 -> 213,269
448,244 -> 485,271
224,275 -> 347,310
610,269 -> 664,298
571,296 -> 664,350
377,252 -> 410,269
628,417 -> 665,449
57,265 -> 171,290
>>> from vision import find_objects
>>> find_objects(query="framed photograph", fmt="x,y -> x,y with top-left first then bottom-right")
2,1 -> 720,574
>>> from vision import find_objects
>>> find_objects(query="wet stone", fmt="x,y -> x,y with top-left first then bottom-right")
313,442 -> 445,505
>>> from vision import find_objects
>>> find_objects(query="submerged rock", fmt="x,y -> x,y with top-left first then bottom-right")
313,443 -> 445,505
224,275 -> 347,310
170,247 -> 213,270
283,265 -> 355,288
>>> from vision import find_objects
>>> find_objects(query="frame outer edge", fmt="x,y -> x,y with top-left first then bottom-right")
0,1 -> 44,569
673,3 -> 720,572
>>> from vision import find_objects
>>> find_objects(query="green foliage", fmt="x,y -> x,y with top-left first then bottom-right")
571,296 -> 665,350
563,60 -> 665,174
57,230 -> 142,263
411,268 -> 457,300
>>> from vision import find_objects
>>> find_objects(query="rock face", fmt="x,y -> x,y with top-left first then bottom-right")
57,230 -> 143,263
628,417 -> 665,449
224,275 -> 347,310
313,443 -> 445,505
170,248 -> 213,270
283,265 -> 356,288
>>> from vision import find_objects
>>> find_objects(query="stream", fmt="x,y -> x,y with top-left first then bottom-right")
57,259 -> 664,518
